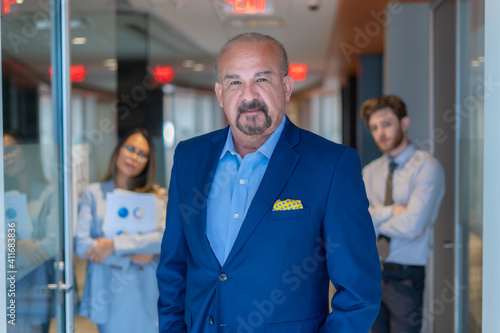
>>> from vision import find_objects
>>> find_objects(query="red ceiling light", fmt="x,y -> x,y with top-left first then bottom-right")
226,0 -> 266,14
154,66 -> 174,83
70,65 -> 86,82
289,64 -> 308,81
49,65 -> 87,82
4,0 -> 15,14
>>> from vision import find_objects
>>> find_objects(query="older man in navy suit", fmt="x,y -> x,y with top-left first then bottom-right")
157,32 -> 381,333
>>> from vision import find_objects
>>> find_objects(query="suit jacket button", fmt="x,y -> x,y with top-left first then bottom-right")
219,273 -> 228,282
208,316 -> 214,325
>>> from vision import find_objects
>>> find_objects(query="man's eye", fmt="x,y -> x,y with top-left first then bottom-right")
229,81 -> 241,85
382,122 -> 391,128
256,78 -> 268,82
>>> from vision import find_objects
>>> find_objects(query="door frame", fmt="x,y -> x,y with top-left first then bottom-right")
51,0 -> 75,331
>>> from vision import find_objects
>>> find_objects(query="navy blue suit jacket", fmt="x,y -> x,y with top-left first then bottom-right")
157,117 -> 381,332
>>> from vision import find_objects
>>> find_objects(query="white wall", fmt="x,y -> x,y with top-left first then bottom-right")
384,3 -> 432,152
482,0 -> 500,330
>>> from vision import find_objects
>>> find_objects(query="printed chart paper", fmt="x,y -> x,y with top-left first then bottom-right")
104,191 -> 157,238
5,192 -> 31,240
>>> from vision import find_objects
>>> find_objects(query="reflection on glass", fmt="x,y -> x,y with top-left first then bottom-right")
4,131 -> 58,333
458,0 -> 484,331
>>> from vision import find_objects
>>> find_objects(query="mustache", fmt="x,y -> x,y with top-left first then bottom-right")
237,100 -> 268,114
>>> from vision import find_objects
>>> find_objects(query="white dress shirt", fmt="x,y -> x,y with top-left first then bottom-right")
362,144 -> 445,266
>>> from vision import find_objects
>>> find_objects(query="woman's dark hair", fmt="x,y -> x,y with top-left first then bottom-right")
102,128 -> 157,193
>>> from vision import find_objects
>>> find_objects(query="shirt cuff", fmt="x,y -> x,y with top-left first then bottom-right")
113,235 -> 132,256
370,205 -> 393,228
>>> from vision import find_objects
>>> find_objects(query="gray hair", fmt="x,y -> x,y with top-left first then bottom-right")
214,32 -> 289,81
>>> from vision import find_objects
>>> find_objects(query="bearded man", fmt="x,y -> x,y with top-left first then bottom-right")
156,32 -> 381,333
361,95 -> 445,333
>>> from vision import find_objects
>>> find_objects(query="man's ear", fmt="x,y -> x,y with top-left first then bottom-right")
401,116 -> 410,132
283,75 -> 294,102
215,82 -> 223,108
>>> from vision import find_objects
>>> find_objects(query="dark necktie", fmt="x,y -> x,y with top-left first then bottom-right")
377,162 -> 397,259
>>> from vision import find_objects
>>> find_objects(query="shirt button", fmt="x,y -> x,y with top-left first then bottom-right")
234,213 -> 239,219
208,316 -> 214,325
239,179 -> 245,184
219,273 -> 228,282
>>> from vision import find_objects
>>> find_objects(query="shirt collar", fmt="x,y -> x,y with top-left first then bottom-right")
220,115 -> 286,160
387,143 -> 416,168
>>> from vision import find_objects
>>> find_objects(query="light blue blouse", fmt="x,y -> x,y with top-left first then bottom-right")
75,180 -> 167,332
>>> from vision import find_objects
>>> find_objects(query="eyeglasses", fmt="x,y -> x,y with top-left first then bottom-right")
121,145 -> 149,161
3,145 -> 20,157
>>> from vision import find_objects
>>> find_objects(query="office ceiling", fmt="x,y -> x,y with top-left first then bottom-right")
1,0 -> 428,94
125,0 -> 339,93
124,0 -> 428,92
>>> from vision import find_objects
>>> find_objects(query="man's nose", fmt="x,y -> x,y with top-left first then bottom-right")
374,127 -> 384,138
241,83 -> 259,102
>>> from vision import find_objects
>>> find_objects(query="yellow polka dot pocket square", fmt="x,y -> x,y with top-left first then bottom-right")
272,199 -> 304,211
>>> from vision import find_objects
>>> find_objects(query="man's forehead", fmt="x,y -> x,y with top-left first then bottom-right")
373,108 -> 396,118
369,108 -> 398,123
221,40 -> 278,61
223,70 -> 272,79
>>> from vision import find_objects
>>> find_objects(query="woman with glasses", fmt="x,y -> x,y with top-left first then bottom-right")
76,128 -> 167,333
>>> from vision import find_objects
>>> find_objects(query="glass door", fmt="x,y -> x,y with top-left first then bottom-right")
1,1 -> 73,332
456,0 -> 484,331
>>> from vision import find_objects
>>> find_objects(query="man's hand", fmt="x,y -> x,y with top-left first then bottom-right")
84,238 -> 115,264
392,205 -> 406,216
131,254 -> 155,265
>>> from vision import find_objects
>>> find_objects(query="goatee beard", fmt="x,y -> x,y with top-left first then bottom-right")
236,100 -> 272,135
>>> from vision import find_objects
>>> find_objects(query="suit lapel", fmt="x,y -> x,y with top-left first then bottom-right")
224,118 -> 301,266
186,127 -> 228,268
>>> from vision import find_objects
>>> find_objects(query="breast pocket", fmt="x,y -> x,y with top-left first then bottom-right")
268,207 -> 311,220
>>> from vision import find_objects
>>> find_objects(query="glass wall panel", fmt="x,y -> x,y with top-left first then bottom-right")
457,0 -> 484,331
163,87 -> 223,188
298,91 -> 343,144
1,1 -> 62,331
69,2 -> 117,332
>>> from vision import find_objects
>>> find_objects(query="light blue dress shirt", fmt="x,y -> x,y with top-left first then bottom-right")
206,116 -> 285,266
